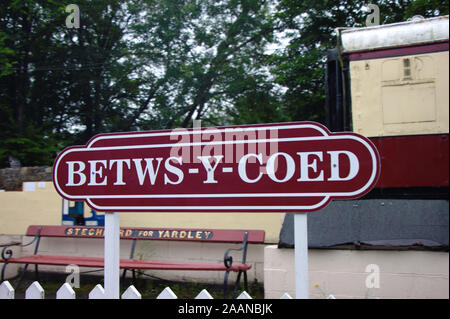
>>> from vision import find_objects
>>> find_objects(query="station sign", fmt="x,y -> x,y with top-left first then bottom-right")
53,122 -> 380,212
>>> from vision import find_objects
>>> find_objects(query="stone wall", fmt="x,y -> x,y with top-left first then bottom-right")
0,166 -> 52,191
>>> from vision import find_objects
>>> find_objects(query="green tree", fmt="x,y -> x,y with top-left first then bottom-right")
270,0 -> 449,125
1,0 -> 447,167
0,0 -> 280,166
0,0 -> 149,165
49,0 -> 144,143
0,0 -> 64,166
125,0 -> 279,129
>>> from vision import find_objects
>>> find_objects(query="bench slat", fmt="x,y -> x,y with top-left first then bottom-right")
2,255 -> 251,272
25,225 -> 265,243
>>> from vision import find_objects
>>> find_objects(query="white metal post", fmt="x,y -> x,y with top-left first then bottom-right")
294,213 -> 308,299
104,212 -> 120,299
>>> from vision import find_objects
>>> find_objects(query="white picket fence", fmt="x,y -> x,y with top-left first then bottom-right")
0,280 -> 294,299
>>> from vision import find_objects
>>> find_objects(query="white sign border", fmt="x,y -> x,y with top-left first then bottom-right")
54,123 -> 379,211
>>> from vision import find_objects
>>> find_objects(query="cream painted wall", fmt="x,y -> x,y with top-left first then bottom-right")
264,245 -> 449,299
0,182 -> 61,234
0,182 -> 282,243
350,51 -> 449,137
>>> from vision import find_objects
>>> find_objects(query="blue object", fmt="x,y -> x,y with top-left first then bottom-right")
62,200 -> 104,226
85,208 -> 105,226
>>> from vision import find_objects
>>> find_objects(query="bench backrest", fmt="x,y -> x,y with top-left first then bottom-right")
26,225 -> 265,244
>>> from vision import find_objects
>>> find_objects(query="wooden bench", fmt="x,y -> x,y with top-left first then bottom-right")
0,225 -> 265,297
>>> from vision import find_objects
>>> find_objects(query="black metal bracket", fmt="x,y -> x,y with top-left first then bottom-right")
1,227 -> 42,284
223,231 -> 249,298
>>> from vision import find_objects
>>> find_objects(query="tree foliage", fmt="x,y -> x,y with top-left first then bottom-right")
270,0 -> 448,126
0,0 -> 448,167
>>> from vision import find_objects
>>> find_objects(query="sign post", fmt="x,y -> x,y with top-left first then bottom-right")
53,121 -> 380,299
104,212 -> 120,299
294,213 -> 308,299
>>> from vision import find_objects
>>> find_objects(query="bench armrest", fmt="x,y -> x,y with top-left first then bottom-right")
1,227 -> 42,262
223,231 -> 248,269
1,242 -> 20,261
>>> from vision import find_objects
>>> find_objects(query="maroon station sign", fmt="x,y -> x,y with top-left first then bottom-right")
53,122 -> 380,212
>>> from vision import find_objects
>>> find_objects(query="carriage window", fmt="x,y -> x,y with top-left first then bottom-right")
403,58 -> 412,79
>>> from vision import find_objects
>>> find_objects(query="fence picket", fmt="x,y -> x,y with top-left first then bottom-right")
0,281 -> 14,299
1,280 -> 301,300
236,291 -> 252,299
88,284 -> 105,299
122,285 -> 141,299
195,289 -> 214,299
56,283 -> 76,299
25,281 -> 45,299
157,287 -> 178,299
